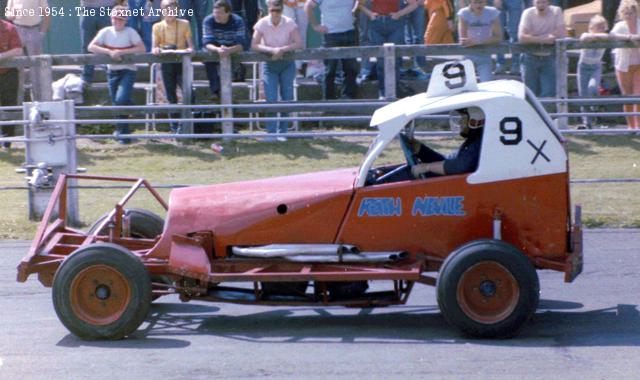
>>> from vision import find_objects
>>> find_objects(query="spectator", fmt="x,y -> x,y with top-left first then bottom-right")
359,0 -> 419,99
178,0 -> 211,49
577,15 -> 609,128
152,0 -> 194,133
611,0 -> 640,129
0,17 -> 23,149
88,5 -> 146,143
6,0 -> 50,56
127,0 -> 163,51
424,0 -> 455,45
251,0 -> 302,139
305,0 -> 359,99
284,0 -> 308,76
203,0 -> 246,101
357,0 -> 377,84
492,0 -> 524,75
402,4 -> 429,80
230,0 -> 260,35
458,0 -> 501,82
80,0 -> 118,86
518,0 -> 565,98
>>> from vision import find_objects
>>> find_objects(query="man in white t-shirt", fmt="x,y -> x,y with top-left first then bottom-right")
88,6 -> 146,143
518,0 -> 565,97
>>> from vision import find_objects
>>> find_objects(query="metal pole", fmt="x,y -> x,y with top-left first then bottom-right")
555,39 -> 569,130
181,55 -> 194,134
31,56 -> 53,101
383,43 -> 396,100
220,54 -> 234,134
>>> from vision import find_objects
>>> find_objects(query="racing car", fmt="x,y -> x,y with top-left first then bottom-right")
17,60 -> 583,340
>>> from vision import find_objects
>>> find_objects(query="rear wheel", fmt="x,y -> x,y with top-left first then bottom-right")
88,208 -> 164,238
52,243 -> 152,340
437,239 -> 539,338
88,208 -> 167,300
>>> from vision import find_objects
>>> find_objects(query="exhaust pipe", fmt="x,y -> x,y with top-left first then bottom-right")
232,244 -> 359,258
285,251 -> 408,263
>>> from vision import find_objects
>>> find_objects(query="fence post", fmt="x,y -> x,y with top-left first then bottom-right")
31,55 -> 53,101
181,54 -> 194,134
383,43 -> 396,100
555,39 -> 569,130
220,54 -> 234,134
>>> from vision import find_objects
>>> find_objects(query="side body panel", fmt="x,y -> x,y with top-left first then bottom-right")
337,173 -> 569,261
149,168 -> 357,259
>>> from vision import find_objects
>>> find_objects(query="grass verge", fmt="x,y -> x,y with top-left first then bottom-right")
0,134 -> 638,240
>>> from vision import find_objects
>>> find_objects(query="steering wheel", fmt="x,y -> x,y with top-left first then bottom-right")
398,133 -> 425,179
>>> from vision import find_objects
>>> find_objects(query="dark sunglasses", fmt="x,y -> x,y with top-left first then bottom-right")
269,8 -> 283,13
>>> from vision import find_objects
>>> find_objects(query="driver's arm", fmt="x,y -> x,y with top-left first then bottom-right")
412,161 -> 445,176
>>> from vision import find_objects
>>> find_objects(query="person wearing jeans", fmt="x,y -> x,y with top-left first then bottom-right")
251,0 -> 302,139
458,0 -> 502,82
518,0 -> 565,97
404,4 -> 427,72
493,0 -> 524,75
79,0 -> 117,84
88,6 -> 146,143
359,0 -> 419,99
127,0 -> 163,51
305,0 -> 359,99
152,0 -> 195,133
178,0 -> 211,49
577,15 -> 609,128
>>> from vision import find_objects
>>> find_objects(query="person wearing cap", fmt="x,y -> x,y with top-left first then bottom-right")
88,5 -> 146,144
411,107 -> 485,177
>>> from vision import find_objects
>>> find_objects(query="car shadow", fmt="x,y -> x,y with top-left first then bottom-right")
55,303 -> 220,349
124,299 -> 640,348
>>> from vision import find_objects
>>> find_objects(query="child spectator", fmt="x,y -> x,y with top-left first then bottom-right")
610,0 -> 640,129
458,0 -> 502,82
88,5 -> 146,143
251,0 -> 302,139
152,0 -> 194,133
79,0 -> 118,86
577,15 -> 608,128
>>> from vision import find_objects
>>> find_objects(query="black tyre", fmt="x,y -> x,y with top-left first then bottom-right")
88,208 -> 164,238
436,239 -> 539,338
52,243 -> 152,340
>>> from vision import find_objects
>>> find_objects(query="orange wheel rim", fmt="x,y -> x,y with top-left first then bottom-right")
70,265 -> 131,325
456,261 -> 520,324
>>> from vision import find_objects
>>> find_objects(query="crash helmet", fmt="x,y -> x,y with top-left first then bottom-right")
449,106 -> 485,134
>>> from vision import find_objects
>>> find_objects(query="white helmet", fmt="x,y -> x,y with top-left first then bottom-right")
449,107 -> 485,133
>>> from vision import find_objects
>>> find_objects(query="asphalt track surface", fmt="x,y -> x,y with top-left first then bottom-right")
1,230 -> 639,379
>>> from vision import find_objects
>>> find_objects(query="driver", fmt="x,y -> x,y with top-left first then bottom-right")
410,107 -> 484,177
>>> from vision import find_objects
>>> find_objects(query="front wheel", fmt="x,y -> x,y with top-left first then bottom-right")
436,239 -> 539,338
52,243 -> 152,340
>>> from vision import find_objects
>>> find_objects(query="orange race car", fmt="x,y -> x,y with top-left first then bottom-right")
17,60 -> 583,340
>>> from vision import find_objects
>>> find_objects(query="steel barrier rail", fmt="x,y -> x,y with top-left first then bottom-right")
2,178 -> 639,191
1,128 -> 638,145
